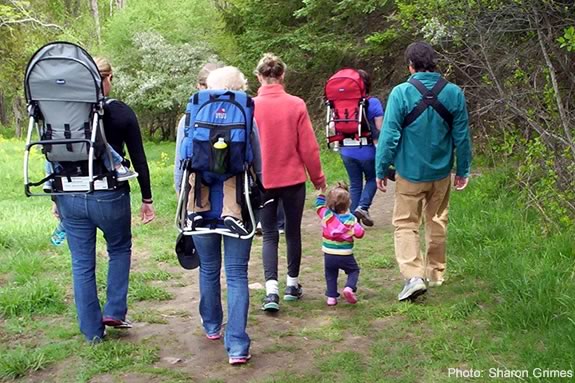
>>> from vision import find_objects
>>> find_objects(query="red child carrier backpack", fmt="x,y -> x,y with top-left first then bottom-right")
324,69 -> 370,148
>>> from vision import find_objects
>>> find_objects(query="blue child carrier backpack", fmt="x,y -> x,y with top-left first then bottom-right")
175,89 -> 259,238
180,90 -> 254,176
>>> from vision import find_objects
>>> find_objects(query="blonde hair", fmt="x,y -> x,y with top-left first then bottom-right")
327,182 -> 351,214
197,62 -> 223,88
93,57 -> 112,78
206,66 -> 248,91
255,53 -> 286,80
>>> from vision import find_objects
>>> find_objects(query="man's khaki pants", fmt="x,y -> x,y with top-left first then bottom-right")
393,174 -> 451,281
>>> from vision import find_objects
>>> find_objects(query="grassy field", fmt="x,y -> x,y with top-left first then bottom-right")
0,136 -> 574,382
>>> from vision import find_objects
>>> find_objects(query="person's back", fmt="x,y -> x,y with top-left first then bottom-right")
254,87 -> 319,189
383,72 -> 470,182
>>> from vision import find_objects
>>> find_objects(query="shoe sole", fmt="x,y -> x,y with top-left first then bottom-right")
398,285 -> 427,302
262,302 -> 279,312
116,174 -> 139,182
354,210 -> 374,227
229,355 -> 252,365
206,334 -> 221,340
283,294 -> 302,301
342,289 -> 358,304
103,319 -> 132,329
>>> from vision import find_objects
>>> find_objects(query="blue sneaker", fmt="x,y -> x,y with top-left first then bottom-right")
262,293 -> 280,312
50,224 -> 66,246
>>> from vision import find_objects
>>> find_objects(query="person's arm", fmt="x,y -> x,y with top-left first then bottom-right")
353,220 -> 365,239
296,102 -> 326,190
369,97 -> 384,144
174,115 -> 185,194
250,119 -> 263,182
376,87 -> 403,191
123,105 -> 155,223
315,194 -> 328,218
451,89 -> 472,190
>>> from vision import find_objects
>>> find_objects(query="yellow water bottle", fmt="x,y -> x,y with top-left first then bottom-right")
213,137 -> 228,174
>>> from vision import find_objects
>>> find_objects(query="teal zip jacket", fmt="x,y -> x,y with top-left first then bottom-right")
376,72 -> 472,182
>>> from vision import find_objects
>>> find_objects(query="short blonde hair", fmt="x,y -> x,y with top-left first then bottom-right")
327,182 -> 351,214
197,62 -> 223,87
93,57 -> 112,77
255,53 -> 286,79
206,66 -> 248,91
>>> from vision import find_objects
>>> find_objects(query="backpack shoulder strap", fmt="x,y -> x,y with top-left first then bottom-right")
401,77 -> 453,129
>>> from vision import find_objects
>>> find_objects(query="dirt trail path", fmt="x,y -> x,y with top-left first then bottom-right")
96,183 -> 397,383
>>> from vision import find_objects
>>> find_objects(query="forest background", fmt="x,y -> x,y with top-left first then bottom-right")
1,0 -> 574,226
1,1 -> 575,381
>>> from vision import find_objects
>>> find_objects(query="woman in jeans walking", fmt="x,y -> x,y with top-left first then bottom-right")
253,53 -> 326,312
175,66 -> 262,365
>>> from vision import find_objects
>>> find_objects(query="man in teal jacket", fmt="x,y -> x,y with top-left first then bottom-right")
376,42 -> 472,301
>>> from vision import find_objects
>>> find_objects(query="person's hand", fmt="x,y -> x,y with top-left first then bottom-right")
140,202 -> 156,224
315,179 -> 327,192
52,202 -> 59,219
454,176 -> 469,191
376,177 -> 388,192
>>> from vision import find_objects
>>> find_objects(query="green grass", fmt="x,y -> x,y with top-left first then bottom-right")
0,346 -> 49,380
2,136 -> 575,382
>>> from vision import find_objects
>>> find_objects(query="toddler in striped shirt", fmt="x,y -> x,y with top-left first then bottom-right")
316,182 -> 365,306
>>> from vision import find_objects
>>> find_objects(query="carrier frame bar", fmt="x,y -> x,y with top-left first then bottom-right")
175,168 -> 256,240
324,99 -> 366,149
23,103 -> 115,196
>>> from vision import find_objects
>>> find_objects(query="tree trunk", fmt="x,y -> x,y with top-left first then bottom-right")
533,6 -> 575,159
12,96 -> 24,139
89,0 -> 102,46
0,91 -> 8,126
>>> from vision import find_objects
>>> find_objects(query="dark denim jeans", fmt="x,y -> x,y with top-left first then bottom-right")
324,253 -> 360,298
193,234 -> 252,358
340,155 -> 377,212
56,190 -> 132,342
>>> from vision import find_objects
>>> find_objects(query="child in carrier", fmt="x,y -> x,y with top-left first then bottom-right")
185,66 -> 252,236
43,144 -> 137,191
316,182 -> 364,306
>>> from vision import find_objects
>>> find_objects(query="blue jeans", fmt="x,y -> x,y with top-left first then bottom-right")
341,155 -> 377,212
193,234 -> 252,358
56,190 -> 132,342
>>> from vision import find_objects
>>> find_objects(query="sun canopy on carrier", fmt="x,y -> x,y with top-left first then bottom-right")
25,42 -> 103,104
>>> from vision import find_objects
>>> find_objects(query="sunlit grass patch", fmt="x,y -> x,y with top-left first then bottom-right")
76,340 -> 159,382
0,279 -> 67,318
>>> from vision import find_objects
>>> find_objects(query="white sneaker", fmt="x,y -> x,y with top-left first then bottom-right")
398,277 -> 427,301
116,165 -> 138,182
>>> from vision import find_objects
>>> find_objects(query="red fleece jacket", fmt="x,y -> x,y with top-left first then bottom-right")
254,84 -> 325,189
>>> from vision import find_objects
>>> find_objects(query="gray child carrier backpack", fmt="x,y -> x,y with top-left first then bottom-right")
23,41 -> 118,196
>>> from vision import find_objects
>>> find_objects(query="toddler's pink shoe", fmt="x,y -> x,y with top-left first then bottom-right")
327,297 -> 337,306
343,287 -> 358,304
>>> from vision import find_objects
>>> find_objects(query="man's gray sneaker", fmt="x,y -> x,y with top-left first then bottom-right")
398,277 -> 427,301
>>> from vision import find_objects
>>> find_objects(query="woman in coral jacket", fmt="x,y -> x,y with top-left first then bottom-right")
253,53 -> 326,312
